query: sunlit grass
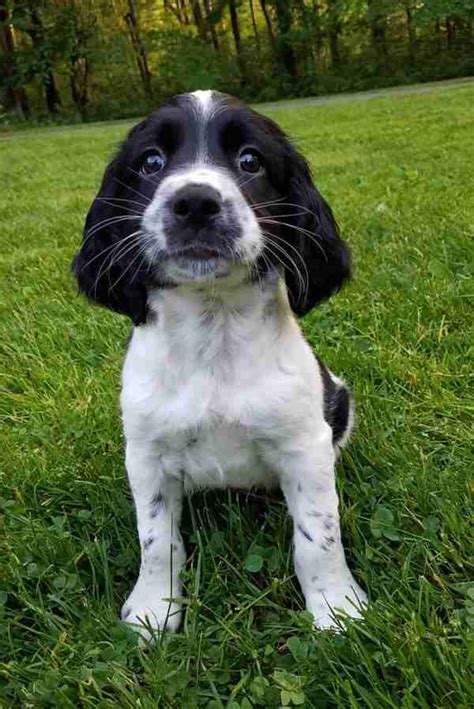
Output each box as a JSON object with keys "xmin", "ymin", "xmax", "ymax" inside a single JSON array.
[{"xmin": 1, "ymin": 84, "xmax": 473, "ymax": 707}]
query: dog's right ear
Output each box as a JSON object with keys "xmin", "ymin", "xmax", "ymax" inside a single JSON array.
[{"xmin": 72, "ymin": 156, "xmax": 149, "ymax": 325}]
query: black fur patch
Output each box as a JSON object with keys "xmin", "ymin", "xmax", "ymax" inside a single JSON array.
[
  {"xmin": 152, "ymin": 492, "xmax": 163, "ymax": 505},
  {"xmin": 317, "ymin": 357, "xmax": 351, "ymax": 445},
  {"xmin": 297, "ymin": 524, "xmax": 313, "ymax": 542},
  {"xmin": 321, "ymin": 535, "xmax": 336, "ymax": 552},
  {"xmin": 150, "ymin": 492, "xmax": 164, "ymax": 518}
]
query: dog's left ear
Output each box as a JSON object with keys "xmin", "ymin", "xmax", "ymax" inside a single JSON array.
[
  {"xmin": 72, "ymin": 155, "xmax": 149, "ymax": 326},
  {"xmin": 283, "ymin": 152, "xmax": 351, "ymax": 316}
]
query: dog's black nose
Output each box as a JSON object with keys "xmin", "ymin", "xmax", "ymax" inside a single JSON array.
[{"xmin": 171, "ymin": 184, "xmax": 222, "ymax": 226}]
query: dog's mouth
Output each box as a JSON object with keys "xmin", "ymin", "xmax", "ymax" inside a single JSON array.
[
  {"xmin": 174, "ymin": 246, "xmax": 224, "ymax": 261},
  {"xmin": 158, "ymin": 244, "xmax": 233, "ymax": 283},
  {"xmin": 166, "ymin": 243, "xmax": 232, "ymax": 263}
]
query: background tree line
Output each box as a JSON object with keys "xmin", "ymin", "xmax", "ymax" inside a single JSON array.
[{"xmin": 1, "ymin": 0, "xmax": 473, "ymax": 122}]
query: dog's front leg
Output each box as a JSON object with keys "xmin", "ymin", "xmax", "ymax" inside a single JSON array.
[
  {"xmin": 276, "ymin": 430, "xmax": 367, "ymax": 629},
  {"xmin": 121, "ymin": 440, "xmax": 185, "ymax": 639}
]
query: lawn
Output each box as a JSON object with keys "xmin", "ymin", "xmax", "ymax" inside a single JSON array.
[{"xmin": 1, "ymin": 84, "xmax": 473, "ymax": 707}]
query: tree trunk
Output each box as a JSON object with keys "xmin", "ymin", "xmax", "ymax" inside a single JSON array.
[
  {"xmin": 367, "ymin": 0, "xmax": 388, "ymax": 62},
  {"xmin": 179, "ymin": 0, "xmax": 190, "ymax": 24},
  {"xmin": 259, "ymin": 0, "xmax": 276, "ymax": 50},
  {"xmin": 445, "ymin": 17, "xmax": 454, "ymax": 51},
  {"xmin": 229, "ymin": 0, "xmax": 245, "ymax": 79},
  {"xmin": 124, "ymin": 0, "xmax": 152, "ymax": 97},
  {"xmin": 27, "ymin": 6, "xmax": 61, "ymax": 114},
  {"xmin": 0, "ymin": 6, "xmax": 29, "ymax": 118},
  {"xmin": 434, "ymin": 17, "xmax": 443, "ymax": 53},
  {"xmin": 326, "ymin": 0, "xmax": 341, "ymax": 66},
  {"xmin": 70, "ymin": 54, "xmax": 89, "ymax": 115},
  {"xmin": 405, "ymin": 2, "xmax": 416, "ymax": 63},
  {"xmin": 190, "ymin": 0, "xmax": 208, "ymax": 41},
  {"xmin": 310, "ymin": 0, "xmax": 322, "ymax": 62},
  {"xmin": 68, "ymin": 6, "xmax": 90, "ymax": 117},
  {"xmin": 44, "ymin": 70, "xmax": 61, "ymax": 114},
  {"xmin": 229, "ymin": 0, "xmax": 241, "ymax": 54},
  {"xmin": 274, "ymin": 0, "xmax": 297, "ymax": 79},
  {"xmin": 202, "ymin": 0, "xmax": 219, "ymax": 50},
  {"xmin": 164, "ymin": 0, "xmax": 190, "ymax": 25},
  {"xmin": 249, "ymin": 0, "xmax": 260, "ymax": 51}
]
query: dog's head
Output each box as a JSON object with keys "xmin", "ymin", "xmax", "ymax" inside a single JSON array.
[{"xmin": 73, "ymin": 91, "xmax": 350, "ymax": 324}]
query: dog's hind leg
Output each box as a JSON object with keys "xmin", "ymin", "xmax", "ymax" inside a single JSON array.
[{"xmin": 264, "ymin": 425, "xmax": 367, "ymax": 630}]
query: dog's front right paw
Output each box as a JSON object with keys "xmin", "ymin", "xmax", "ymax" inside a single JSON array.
[
  {"xmin": 121, "ymin": 581, "xmax": 182, "ymax": 641},
  {"xmin": 307, "ymin": 579, "xmax": 367, "ymax": 631}
]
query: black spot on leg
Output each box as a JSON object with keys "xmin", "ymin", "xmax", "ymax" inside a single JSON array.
[
  {"xmin": 150, "ymin": 492, "xmax": 164, "ymax": 518},
  {"xmin": 122, "ymin": 606, "xmax": 131, "ymax": 620},
  {"xmin": 297, "ymin": 524, "xmax": 313, "ymax": 542},
  {"xmin": 143, "ymin": 536, "xmax": 154, "ymax": 550},
  {"xmin": 311, "ymin": 575, "xmax": 319, "ymax": 583},
  {"xmin": 297, "ymin": 482, "xmax": 302, "ymax": 493},
  {"xmin": 201, "ymin": 310, "xmax": 215, "ymax": 327},
  {"xmin": 321, "ymin": 535, "xmax": 336, "ymax": 552}
]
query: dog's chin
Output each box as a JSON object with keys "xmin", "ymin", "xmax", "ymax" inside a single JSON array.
[{"xmin": 161, "ymin": 252, "xmax": 233, "ymax": 283}]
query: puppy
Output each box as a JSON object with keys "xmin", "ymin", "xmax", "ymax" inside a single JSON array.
[{"xmin": 73, "ymin": 90, "xmax": 367, "ymax": 639}]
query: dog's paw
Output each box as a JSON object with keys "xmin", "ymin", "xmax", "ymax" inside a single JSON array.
[
  {"xmin": 121, "ymin": 582, "xmax": 182, "ymax": 642},
  {"xmin": 307, "ymin": 580, "xmax": 367, "ymax": 631}
]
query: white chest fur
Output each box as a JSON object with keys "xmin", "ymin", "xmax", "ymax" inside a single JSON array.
[{"xmin": 121, "ymin": 274, "xmax": 323, "ymax": 490}]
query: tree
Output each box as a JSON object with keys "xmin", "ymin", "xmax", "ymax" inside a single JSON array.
[
  {"xmin": 229, "ymin": 0, "xmax": 244, "ymax": 79},
  {"xmin": 63, "ymin": 0, "xmax": 95, "ymax": 116},
  {"xmin": 273, "ymin": 0, "xmax": 298, "ymax": 79},
  {"xmin": 403, "ymin": 0, "xmax": 416, "ymax": 62},
  {"xmin": 367, "ymin": 0, "xmax": 388, "ymax": 63},
  {"xmin": 0, "ymin": 1, "xmax": 29, "ymax": 118},
  {"xmin": 124, "ymin": 0, "xmax": 152, "ymax": 97},
  {"xmin": 2, "ymin": 0, "xmax": 473, "ymax": 122},
  {"xmin": 17, "ymin": 0, "xmax": 62, "ymax": 114},
  {"xmin": 326, "ymin": 0, "xmax": 342, "ymax": 66}
]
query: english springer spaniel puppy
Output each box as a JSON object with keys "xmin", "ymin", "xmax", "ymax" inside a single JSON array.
[{"xmin": 73, "ymin": 90, "xmax": 367, "ymax": 639}]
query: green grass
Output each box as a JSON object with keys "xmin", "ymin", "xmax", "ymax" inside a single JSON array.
[{"xmin": 1, "ymin": 84, "xmax": 473, "ymax": 708}]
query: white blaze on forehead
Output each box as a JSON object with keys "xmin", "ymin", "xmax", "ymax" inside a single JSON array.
[
  {"xmin": 190, "ymin": 90, "xmax": 215, "ymax": 119},
  {"xmin": 189, "ymin": 90, "xmax": 217, "ymax": 161}
]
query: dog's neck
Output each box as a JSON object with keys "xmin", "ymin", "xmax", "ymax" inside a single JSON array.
[
  {"xmin": 140, "ymin": 268, "xmax": 294, "ymax": 378},
  {"xmin": 151, "ymin": 265, "xmax": 279, "ymax": 311}
]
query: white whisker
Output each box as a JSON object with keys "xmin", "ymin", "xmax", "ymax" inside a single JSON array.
[{"xmin": 258, "ymin": 218, "xmax": 327, "ymax": 262}]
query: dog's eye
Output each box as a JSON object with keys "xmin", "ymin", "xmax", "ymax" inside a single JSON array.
[
  {"xmin": 238, "ymin": 149, "xmax": 262, "ymax": 174},
  {"xmin": 141, "ymin": 151, "xmax": 166, "ymax": 174}
]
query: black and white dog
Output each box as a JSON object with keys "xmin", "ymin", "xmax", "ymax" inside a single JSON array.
[{"xmin": 73, "ymin": 90, "xmax": 367, "ymax": 639}]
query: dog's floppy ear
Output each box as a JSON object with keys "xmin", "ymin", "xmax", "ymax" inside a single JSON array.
[
  {"xmin": 72, "ymin": 157, "xmax": 148, "ymax": 325},
  {"xmin": 283, "ymin": 152, "xmax": 351, "ymax": 316}
]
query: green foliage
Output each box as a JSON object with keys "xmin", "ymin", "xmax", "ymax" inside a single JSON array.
[
  {"xmin": 1, "ymin": 82, "xmax": 473, "ymax": 705},
  {"xmin": 147, "ymin": 28, "xmax": 241, "ymax": 98},
  {"xmin": 1, "ymin": 0, "xmax": 474, "ymax": 123}
]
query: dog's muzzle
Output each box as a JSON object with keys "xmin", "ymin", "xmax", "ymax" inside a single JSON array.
[{"xmin": 162, "ymin": 183, "xmax": 240, "ymax": 261}]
